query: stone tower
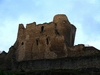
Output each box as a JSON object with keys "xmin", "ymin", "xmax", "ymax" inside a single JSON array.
[{"xmin": 14, "ymin": 14, "xmax": 76, "ymax": 61}]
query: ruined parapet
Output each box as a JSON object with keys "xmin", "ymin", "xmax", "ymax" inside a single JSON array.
[
  {"xmin": 68, "ymin": 44, "xmax": 100, "ymax": 57},
  {"xmin": 17, "ymin": 24, "xmax": 25, "ymax": 41}
]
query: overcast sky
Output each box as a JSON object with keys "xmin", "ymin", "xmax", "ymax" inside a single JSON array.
[{"xmin": 0, "ymin": 0, "xmax": 100, "ymax": 52}]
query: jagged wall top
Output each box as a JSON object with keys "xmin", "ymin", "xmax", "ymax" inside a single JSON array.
[{"xmin": 19, "ymin": 14, "xmax": 70, "ymax": 28}]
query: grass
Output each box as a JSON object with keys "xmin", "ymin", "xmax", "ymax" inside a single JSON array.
[
  {"xmin": 0, "ymin": 69, "xmax": 82, "ymax": 75},
  {"xmin": 0, "ymin": 70, "xmax": 15, "ymax": 75}
]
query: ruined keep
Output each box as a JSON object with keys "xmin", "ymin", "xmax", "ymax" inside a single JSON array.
[{"xmin": 14, "ymin": 14, "xmax": 76, "ymax": 61}]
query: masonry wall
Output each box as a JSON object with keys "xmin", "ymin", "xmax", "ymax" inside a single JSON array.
[{"xmin": 13, "ymin": 55, "xmax": 100, "ymax": 72}]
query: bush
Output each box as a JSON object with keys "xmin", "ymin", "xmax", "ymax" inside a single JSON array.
[{"xmin": 0, "ymin": 70, "xmax": 15, "ymax": 75}]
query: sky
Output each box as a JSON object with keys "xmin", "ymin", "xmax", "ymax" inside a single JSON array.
[{"xmin": 0, "ymin": 0, "xmax": 100, "ymax": 52}]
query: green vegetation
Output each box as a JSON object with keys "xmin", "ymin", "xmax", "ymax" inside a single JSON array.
[
  {"xmin": 0, "ymin": 69, "xmax": 82, "ymax": 75},
  {"xmin": 0, "ymin": 70, "xmax": 15, "ymax": 75}
]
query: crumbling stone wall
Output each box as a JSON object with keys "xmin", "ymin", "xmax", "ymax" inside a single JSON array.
[
  {"xmin": 68, "ymin": 44, "xmax": 100, "ymax": 57},
  {"xmin": 0, "ymin": 51, "xmax": 7, "ymax": 70},
  {"xmin": 14, "ymin": 55, "xmax": 100, "ymax": 72},
  {"xmin": 14, "ymin": 14, "xmax": 76, "ymax": 61}
]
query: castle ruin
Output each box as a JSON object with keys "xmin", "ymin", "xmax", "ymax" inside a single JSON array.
[
  {"xmin": 14, "ymin": 14, "xmax": 76, "ymax": 61},
  {"xmin": 0, "ymin": 14, "xmax": 100, "ymax": 71}
]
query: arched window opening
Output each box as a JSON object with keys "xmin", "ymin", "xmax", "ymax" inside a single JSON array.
[
  {"xmin": 21, "ymin": 42, "xmax": 24, "ymax": 45},
  {"xmin": 41, "ymin": 26, "xmax": 44, "ymax": 32}
]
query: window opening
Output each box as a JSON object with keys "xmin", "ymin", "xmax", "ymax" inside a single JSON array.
[
  {"xmin": 41, "ymin": 26, "xmax": 44, "ymax": 32},
  {"xmin": 46, "ymin": 38, "xmax": 49, "ymax": 45},
  {"xmin": 36, "ymin": 39, "xmax": 38, "ymax": 45},
  {"xmin": 21, "ymin": 42, "xmax": 24, "ymax": 45}
]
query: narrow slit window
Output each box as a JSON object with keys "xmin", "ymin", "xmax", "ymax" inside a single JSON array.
[
  {"xmin": 41, "ymin": 26, "xmax": 44, "ymax": 32},
  {"xmin": 46, "ymin": 38, "xmax": 49, "ymax": 45},
  {"xmin": 36, "ymin": 40, "xmax": 38, "ymax": 45}
]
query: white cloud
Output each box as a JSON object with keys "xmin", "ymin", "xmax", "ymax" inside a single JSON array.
[{"xmin": 74, "ymin": 23, "xmax": 88, "ymax": 44}]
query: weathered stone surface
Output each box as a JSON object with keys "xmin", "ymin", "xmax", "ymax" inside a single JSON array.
[
  {"xmin": 0, "ymin": 51, "xmax": 7, "ymax": 64},
  {"xmin": 68, "ymin": 44, "xmax": 100, "ymax": 57},
  {"xmin": 0, "ymin": 51, "xmax": 7, "ymax": 70},
  {"xmin": 15, "ymin": 55, "xmax": 100, "ymax": 72}
]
